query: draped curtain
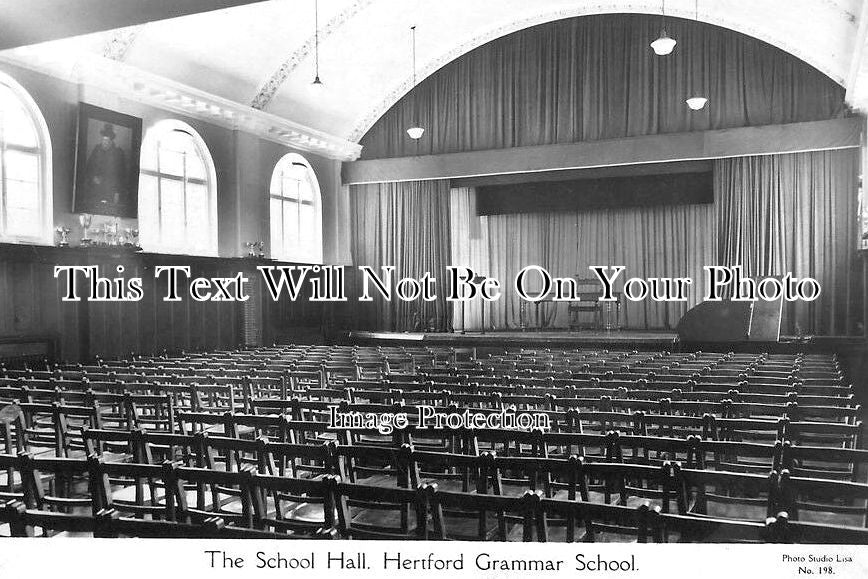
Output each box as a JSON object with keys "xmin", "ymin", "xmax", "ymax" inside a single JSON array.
[
  {"xmin": 360, "ymin": 14, "xmax": 845, "ymax": 159},
  {"xmin": 349, "ymin": 13, "xmax": 857, "ymax": 336},
  {"xmin": 349, "ymin": 180, "xmax": 452, "ymax": 331},
  {"xmin": 447, "ymin": 150, "xmax": 860, "ymax": 335},
  {"xmin": 715, "ymin": 149, "xmax": 860, "ymax": 336}
]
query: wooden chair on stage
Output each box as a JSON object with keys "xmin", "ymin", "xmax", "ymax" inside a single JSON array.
[{"xmin": 568, "ymin": 278, "xmax": 604, "ymax": 331}]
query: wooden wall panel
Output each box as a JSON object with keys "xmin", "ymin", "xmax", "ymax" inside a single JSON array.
[{"xmin": 0, "ymin": 246, "xmax": 321, "ymax": 363}]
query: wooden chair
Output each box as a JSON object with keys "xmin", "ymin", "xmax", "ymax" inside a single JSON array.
[
  {"xmin": 648, "ymin": 508, "xmax": 771, "ymax": 543},
  {"xmin": 250, "ymin": 472, "xmax": 337, "ymax": 536},
  {"xmin": 765, "ymin": 511, "xmax": 868, "ymax": 544},
  {"xmin": 1, "ymin": 498, "xmax": 98, "ymax": 537},
  {"xmin": 535, "ymin": 497, "xmax": 655, "ymax": 542},
  {"xmin": 172, "ymin": 464, "xmax": 255, "ymax": 528},
  {"xmin": 93, "ymin": 507, "xmax": 338, "ymax": 539},
  {"xmin": 90, "ymin": 458, "xmax": 179, "ymax": 520},
  {"xmin": 567, "ymin": 279, "xmax": 604, "ymax": 331},
  {"xmin": 776, "ymin": 469, "xmax": 868, "ymax": 528},
  {"xmin": 673, "ymin": 463, "xmax": 777, "ymax": 521},
  {"xmin": 331, "ymin": 479, "xmax": 431, "ymax": 540},
  {"xmin": 429, "ymin": 485, "xmax": 540, "ymax": 541}
]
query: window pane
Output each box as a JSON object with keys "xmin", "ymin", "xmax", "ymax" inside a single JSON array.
[
  {"xmin": 286, "ymin": 163, "xmax": 308, "ymax": 181},
  {"xmin": 6, "ymin": 179, "xmax": 38, "ymax": 211},
  {"xmin": 159, "ymin": 178, "xmax": 184, "ymax": 247},
  {"xmin": 138, "ymin": 174, "xmax": 158, "ymax": 246},
  {"xmin": 186, "ymin": 149, "xmax": 207, "ymax": 181},
  {"xmin": 185, "ymin": 183, "xmax": 209, "ymax": 250},
  {"xmin": 299, "ymin": 203, "xmax": 315, "ymax": 258},
  {"xmin": 282, "ymin": 177, "xmax": 299, "ymax": 200},
  {"xmin": 3, "ymin": 108, "xmax": 38, "ymax": 149},
  {"xmin": 158, "ymin": 148, "xmax": 185, "ymax": 177},
  {"xmin": 298, "ymin": 181, "xmax": 314, "ymax": 202},
  {"xmin": 140, "ymin": 141, "xmax": 158, "ymax": 171},
  {"xmin": 6, "ymin": 208, "xmax": 39, "ymax": 237},
  {"xmin": 284, "ymin": 200, "xmax": 299, "ymax": 250},
  {"xmin": 0, "ymin": 86, "xmax": 38, "ymax": 149},
  {"xmin": 270, "ymin": 198, "xmax": 283, "ymax": 257},
  {"xmin": 4, "ymin": 150, "xmax": 39, "ymax": 183}
]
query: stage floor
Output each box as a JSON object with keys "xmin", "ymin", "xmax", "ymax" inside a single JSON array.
[{"xmin": 346, "ymin": 329, "xmax": 679, "ymax": 349}]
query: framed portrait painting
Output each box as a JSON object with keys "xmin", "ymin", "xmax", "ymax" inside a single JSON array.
[{"xmin": 73, "ymin": 103, "xmax": 142, "ymax": 218}]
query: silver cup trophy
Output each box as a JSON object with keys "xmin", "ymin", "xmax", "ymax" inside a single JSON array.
[
  {"xmin": 55, "ymin": 226, "xmax": 70, "ymax": 247},
  {"xmin": 79, "ymin": 214, "xmax": 93, "ymax": 246}
]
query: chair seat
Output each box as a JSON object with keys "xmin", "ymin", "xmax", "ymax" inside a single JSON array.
[
  {"xmin": 282, "ymin": 501, "xmax": 325, "ymax": 523},
  {"xmin": 101, "ymin": 451, "xmax": 133, "ymax": 463},
  {"xmin": 351, "ymin": 506, "xmax": 417, "ymax": 529},
  {"xmin": 419, "ymin": 478, "xmax": 471, "ymax": 492},
  {"xmin": 356, "ymin": 473, "xmax": 398, "ymax": 487}
]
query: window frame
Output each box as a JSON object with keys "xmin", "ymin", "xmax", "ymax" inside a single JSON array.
[
  {"xmin": 138, "ymin": 119, "xmax": 218, "ymax": 257},
  {"xmin": 0, "ymin": 71, "xmax": 53, "ymax": 245},
  {"xmin": 269, "ymin": 153, "xmax": 323, "ymax": 264}
]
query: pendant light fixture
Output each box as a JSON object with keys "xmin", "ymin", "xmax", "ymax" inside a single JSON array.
[
  {"xmin": 650, "ymin": 0, "xmax": 676, "ymax": 55},
  {"xmin": 406, "ymin": 25, "xmax": 425, "ymax": 140},
  {"xmin": 685, "ymin": 0, "xmax": 708, "ymax": 110},
  {"xmin": 311, "ymin": 0, "xmax": 323, "ymax": 87}
]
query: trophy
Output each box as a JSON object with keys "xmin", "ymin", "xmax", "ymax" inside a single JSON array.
[
  {"xmin": 78, "ymin": 214, "xmax": 93, "ymax": 246},
  {"xmin": 256, "ymin": 241, "xmax": 265, "ymax": 258},
  {"xmin": 54, "ymin": 226, "xmax": 70, "ymax": 247},
  {"xmin": 105, "ymin": 220, "xmax": 119, "ymax": 246},
  {"xmin": 245, "ymin": 241, "xmax": 257, "ymax": 257},
  {"xmin": 124, "ymin": 228, "xmax": 140, "ymax": 249}
]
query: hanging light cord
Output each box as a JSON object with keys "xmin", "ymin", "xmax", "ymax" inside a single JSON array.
[
  {"xmin": 411, "ymin": 25, "xmax": 417, "ymax": 88},
  {"xmin": 314, "ymin": 0, "xmax": 320, "ymax": 79}
]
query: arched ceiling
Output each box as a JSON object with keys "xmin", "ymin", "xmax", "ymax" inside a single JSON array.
[{"xmin": 3, "ymin": 0, "xmax": 865, "ymax": 146}]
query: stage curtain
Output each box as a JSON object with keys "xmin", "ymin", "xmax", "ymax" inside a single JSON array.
[
  {"xmin": 450, "ymin": 188, "xmax": 715, "ymax": 331},
  {"xmin": 715, "ymin": 149, "xmax": 860, "ymax": 336},
  {"xmin": 360, "ymin": 14, "xmax": 845, "ymax": 159},
  {"xmin": 349, "ymin": 180, "xmax": 452, "ymax": 331}
]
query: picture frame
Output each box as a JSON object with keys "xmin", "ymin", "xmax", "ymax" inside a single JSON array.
[{"xmin": 73, "ymin": 102, "xmax": 142, "ymax": 218}]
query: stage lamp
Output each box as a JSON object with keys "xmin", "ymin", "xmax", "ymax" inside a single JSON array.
[
  {"xmin": 686, "ymin": 96, "xmax": 708, "ymax": 110},
  {"xmin": 651, "ymin": 30, "xmax": 676, "ymax": 55}
]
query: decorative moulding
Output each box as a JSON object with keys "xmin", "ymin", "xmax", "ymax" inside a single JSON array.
[{"xmin": 0, "ymin": 50, "xmax": 362, "ymax": 161}]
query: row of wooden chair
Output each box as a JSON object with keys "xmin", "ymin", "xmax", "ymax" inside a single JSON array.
[
  {"xmin": 71, "ymin": 426, "xmax": 868, "ymax": 526},
  {"xmin": 2, "ymin": 450, "xmax": 865, "ymax": 542}
]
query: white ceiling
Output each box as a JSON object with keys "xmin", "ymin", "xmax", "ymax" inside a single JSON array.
[{"xmin": 4, "ymin": 0, "xmax": 866, "ymax": 145}]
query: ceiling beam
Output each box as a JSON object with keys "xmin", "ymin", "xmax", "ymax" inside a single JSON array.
[
  {"xmin": 342, "ymin": 118, "xmax": 863, "ymax": 185},
  {"xmin": 0, "ymin": 0, "xmax": 270, "ymax": 50}
]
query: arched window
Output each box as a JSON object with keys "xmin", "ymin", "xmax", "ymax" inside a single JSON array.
[
  {"xmin": 0, "ymin": 72, "xmax": 52, "ymax": 244},
  {"xmin": 138, "ymin": 120, "xmax": 217, "ymax": 256},
  {"xmin": 269, "ymin": 153, "xmax": 322, "ymax": 263}
]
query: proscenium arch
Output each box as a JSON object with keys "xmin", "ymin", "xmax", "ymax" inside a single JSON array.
[
  {"xmin": 347, "ymin": 3, "xmax": 851, "ymax": 142},
  {"xmin": 138, "ymin": 118, "xmax": 219, "ymax": 256},
  {"xmin": 0, "ymin": 69, "xmax": 54, "ymax": 244}
]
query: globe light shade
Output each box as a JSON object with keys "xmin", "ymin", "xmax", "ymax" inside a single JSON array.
[
  {"xmin": 650, "ymin": 31, "xmax": 677, "ymax": 55},
  {"xmin": 406, "ymin": 126, "xmax": 425, "ymax": 139},
  {"xmin": 686, "ymin": 96, "xmax": 708, "ymax": 110}
]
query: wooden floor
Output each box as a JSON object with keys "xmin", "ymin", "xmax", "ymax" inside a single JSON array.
[{"xmin": 342, "ymin": 330, "xmax": 858, "ymax": 356}]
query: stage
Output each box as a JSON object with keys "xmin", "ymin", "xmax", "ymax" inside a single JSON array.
[{"xmin": 340, "ymin": 329, "xmax": 862, "ymax": 356}]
